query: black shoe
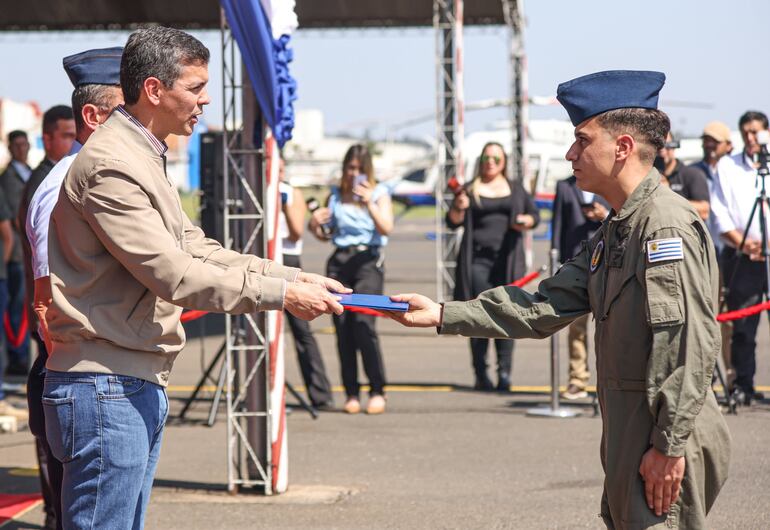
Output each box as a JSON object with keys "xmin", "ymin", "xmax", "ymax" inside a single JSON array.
[
  {"xmin": 752, "ymin": 391, "xmax": 765, "ymax": 402},
  {"xmin": 313, "ymin": 401, "xmax": 334, "ymax": 411},
  {"xmin": 474, "ymin": 376, "xmax": 494, "ymax": 391},
  {"xmin": 496, "ymin": 375, "xmax": 512, "ymax": 393},
  {"xmin": 730, "ymin": 387, "xmax": 753, "ymax": 406}
]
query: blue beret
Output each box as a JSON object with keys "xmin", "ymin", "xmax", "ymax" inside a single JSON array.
[
  {"xmin": 556, "ymin": 70, "xmax": 666, "ymax": 126},
  {"xmin": 62, "ymin": 47, "xmax": 123, "ymax": 87}
]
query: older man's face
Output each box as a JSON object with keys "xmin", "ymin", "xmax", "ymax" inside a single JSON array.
[
  {"xmin": 158, "ymin": 62, "xmax": 211, "ymax": 137},
  {"xmin": 565, "ymin": 117, "xmax": 617, "ymax": 194}
]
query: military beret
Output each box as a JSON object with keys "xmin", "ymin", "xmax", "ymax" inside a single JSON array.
[
  {"xmin": 556, "ymin": 70, "xmax": 666, "ymax": 126},
  {"xmin": 63, "ymin": 47, "xmax": 123, "ymax": 87}
]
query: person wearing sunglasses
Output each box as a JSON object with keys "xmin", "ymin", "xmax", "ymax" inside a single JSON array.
[
  {"xmin": 446, "ymin": 141, "xmax": 539, "ymax": 391},
  {"xmin": 309, "ymin": 144, "xmax": 394, "ymax": 414}
]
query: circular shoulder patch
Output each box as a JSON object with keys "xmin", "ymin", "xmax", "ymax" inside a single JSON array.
[{"xmin": 590, "ymin": 240, "xmax": 604, "ymax": 273}]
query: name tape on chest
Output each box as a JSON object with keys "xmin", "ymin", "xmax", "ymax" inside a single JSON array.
[{"xmin": 646, "ymin": 237, "xmax": 683, "ymax": 263}]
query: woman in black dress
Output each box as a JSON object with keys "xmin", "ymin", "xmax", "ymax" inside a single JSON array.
[{"xmin": 446, "ymin": 142, "xmax": 540, "ymax": 391}]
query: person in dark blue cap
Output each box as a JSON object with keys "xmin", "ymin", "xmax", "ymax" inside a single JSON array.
[
  {"xmin": 19, "ymin": 46, "xmax": 123, "ymax": 530},
  {"xmin": 389, "ymin": 70, "xmax": 731, "ymax": 529}
]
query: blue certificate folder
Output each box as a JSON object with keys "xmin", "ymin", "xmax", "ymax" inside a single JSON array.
[{"xmin": 337, "ymin": 293, "xmax": 409, "ymax": 312}]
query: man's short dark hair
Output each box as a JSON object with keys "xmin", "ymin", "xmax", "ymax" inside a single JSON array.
[
  {"xmin": 121, "ymin": 26, "xmax": 210, "ymax": 106},
  {"xmin": 7, "ymin": 130, "xmax": 27, "ymax": 144},
  {"xmin": 738, "ymin": 110, "xmax": 768, "ymax": 130},
  {"xmin": 71, "ymin": 84, "xmax": 121, "ymax": 130},
  {"xmin": 595, "ymin": 108, "xmax": 670, "ymax": 163},
  {"xmin": 42, "ymin": 105, "xmax": 74, "ymax": 136}
]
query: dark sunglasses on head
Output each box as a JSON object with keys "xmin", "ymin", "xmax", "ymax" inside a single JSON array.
[{"xmin": 481, "ymin": 155, "xmax": 502, "ymax": 164}]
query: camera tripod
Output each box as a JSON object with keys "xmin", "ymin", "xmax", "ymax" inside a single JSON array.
[{"xmin": 721, "ymin": 144, "xmax": 770, "ymax": 412}]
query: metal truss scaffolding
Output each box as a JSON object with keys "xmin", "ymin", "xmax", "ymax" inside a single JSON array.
[
  {"xmin": 434, "ymin": 0, "xmax": 464, "ymax": 302},
  {"xmin": 434, "ymin": 0, "xmax": 526, "ymax": 301},
  {"xmin": 221, "ymin": 11, "xmax": 273, "ymax": 495},
  {"xmin": 502, "ymin": 0, "xmax": 527, "ymax": 182}
]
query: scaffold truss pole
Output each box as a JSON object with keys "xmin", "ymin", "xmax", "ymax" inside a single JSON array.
[
  {"xmin": 221, "ymin": 9, "xmax": 273, "ymax": 495},
  {"xmin": 502, "ymin": 0, "xmax": 527, "ymax": 183},
  {"xmin": 434, "ymin": 0, "xmax": 464, "ymax": 303}
]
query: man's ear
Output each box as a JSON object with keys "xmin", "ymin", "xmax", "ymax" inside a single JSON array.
[
  {"xmin": 81, "ymin": 103, "xmax": 101, "ymax": 131},
  {"xmin": 143, "ymin": 77, "xmax": 163, "ymax": 106},
  {"xmin": 616, "ymin": 134, "xmax": 635, "ymax": 161}
]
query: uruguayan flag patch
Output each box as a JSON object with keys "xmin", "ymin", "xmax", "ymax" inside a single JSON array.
[{"xmin": 647, "ymin": 237, "xmax": 683, "ymax": 263}]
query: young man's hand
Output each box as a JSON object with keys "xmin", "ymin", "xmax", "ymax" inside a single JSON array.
[
  {"xmin": 385, "ymin": 293, "xmax": 442, "ymax": 328},
  {"xmin": 638, "ymin": 447, "xmax": 685, "ymax": 517}
]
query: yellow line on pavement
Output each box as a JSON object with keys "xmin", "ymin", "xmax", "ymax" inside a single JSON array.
[{"xmin": 166, "ymin": 384, "xmax": 770, "ymax": 394}]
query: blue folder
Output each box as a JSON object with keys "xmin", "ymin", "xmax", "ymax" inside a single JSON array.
[{"xmin": 337, "ymin": 293, "xmax": 409, "ymax": 312}]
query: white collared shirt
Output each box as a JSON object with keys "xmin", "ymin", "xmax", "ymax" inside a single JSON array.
[
  {"xmin": 11, "ymin": 160, "xmax": 31, "ymax": 182},
  {"xmin": 26, "ymin": 141, "xmax": 83, "ymax": 279},
  {"xmin": 711, "ymin": 151, "xmax": 769, "ymax": 244}
]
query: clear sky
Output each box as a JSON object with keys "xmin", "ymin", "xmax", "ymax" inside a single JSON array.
[{"xmin": 0, "ymin": 0, "xmax": 768, "ymax": 140}]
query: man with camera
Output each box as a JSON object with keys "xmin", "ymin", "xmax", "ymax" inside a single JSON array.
[{"xmin": 710, "ymin": 110, "xmax": 770, "ymax": 406}]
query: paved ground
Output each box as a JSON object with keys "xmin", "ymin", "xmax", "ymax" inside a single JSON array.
[{"xmin": 2, "ymin": 216, "xmax": 770, "ymax": 529}]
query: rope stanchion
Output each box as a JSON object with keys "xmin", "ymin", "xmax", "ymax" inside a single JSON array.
[
  {"xmin": 716, "ymin": 300, "xmax": 770, "ymax": 323},
  {"xmin": 180, "ymin": 310, "xmax": 210, "ymax": 323}
]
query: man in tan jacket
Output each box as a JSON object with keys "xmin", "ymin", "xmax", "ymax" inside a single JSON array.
[{"xmin": 42, "ymin": 27, "xmax": 347, "ymax": 530}]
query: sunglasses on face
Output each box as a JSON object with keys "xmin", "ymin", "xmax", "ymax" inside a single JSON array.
[{"xmin": 481, "ymin": 155, "xmax": 502, "ymax": 164}]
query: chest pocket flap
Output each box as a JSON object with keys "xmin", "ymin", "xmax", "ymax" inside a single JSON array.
[{"xmin": 645, "ymin": 262, "xmax": 683, "ymax": 327}]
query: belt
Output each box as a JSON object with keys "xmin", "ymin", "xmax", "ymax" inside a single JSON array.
[{"xmin": 337, "ymin": 244, "xmax": 379, "ymax": 253}]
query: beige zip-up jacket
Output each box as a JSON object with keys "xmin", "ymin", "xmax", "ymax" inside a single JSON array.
[{"xmin": 46, "ymin": 109, "xmax": 298, "ymax": 386}]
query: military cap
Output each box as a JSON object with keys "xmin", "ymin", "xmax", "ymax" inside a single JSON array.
[
  {"xmin": 63, "ymin": 47, "xmax": 123, "ymax": 87},
  {"xmin": 556, "ymin": 70, "xmax": 666, "ymax": 126}
]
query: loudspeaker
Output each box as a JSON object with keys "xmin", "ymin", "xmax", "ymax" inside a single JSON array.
[{"xmin": 199, "ymin": 131, "xmax": 225, "ymax": 244}]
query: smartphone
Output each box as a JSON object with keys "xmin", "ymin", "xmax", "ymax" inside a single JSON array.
[
  {"xmin": 353, "ymin": 174, "xmax": 368, "ymax": 201},
  {"xmin": 580, "ymin": 202, "xmax": 595, "ymax": 209}
]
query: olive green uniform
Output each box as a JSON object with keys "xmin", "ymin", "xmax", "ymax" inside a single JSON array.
[{"xmin": 441, "ymin": 170, "xmax": 731, "ymax": 529}]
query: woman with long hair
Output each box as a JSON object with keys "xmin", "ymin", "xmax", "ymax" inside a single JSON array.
[
  {"xmin": 309, "ymin": 144, "xmax": 394, "ymax": 414},
  {"xmin": 447, "ymin": 142, "xmax": 539, "ymax": 391}
]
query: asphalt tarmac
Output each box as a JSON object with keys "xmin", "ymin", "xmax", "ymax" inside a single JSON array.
[{"xmin": 2, "ymin": 216, "xmax": 769, "ymax": 529}]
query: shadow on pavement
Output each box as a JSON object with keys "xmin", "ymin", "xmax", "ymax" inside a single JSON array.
[{"xmin": 0, "ymin": 467, "xmax": 41, "ymax": 495}]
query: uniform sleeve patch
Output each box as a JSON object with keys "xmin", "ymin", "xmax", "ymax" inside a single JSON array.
[{"xmin": 646, "ymin": 237, "xmax": 683, "ymax": 263}]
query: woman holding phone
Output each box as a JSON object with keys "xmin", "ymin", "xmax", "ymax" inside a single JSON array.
[
  {"xmin": 446, "ymin": 142, "xmax": 539, "ymax": 391},
  {"xmin": 309, "ymin": 144, "xmax": 394, "ymax": 414}
]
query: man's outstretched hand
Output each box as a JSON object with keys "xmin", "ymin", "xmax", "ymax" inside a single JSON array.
[
  {"xmin": 385, "ymin": 293, "xmax": 442, "ymax": 328},
  {"xmin": 284, "ymin": 281, "xmax": 344, "ymax": 320},
  {"xmin": 296, "ymin": 271, "xmax": 351, "ymax": 295}
]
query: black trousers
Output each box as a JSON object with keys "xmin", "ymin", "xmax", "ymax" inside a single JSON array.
[
  {"xmin": 722, "ymin": 249, "xmax": 768, "ymax": 394},
  {"xmin": 326, "ymin": 247, "xmax": 387, "ymax": 398},
  {"xmin": 26, "ymin": 337, "xmax": 63, "ymax": 529},
  {"xmin": 469, "ymin": 255, "xmax": 514, "ymax": 383},
  {"xmin": 283, "ymin": 254, "xmax": 333, "ymax": 406}
]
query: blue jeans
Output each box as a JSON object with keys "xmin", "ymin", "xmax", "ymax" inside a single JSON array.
[
  {"xmin": 43, "ymin": 371, "xmax": 168, "ymax": 530},
  {"xmin": 0, "ymin": 278, "xmax": 7, "ymax": 400},
  {"xmin": 6, "ymin": 261, "xmax": 29, "ymax": 366}
]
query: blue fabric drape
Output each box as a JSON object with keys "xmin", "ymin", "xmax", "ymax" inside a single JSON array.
[{"xmin": 220, "ymin": 0, "xmax": 297, "ymax": 147}]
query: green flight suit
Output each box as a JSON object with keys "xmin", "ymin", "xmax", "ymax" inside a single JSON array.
[{"xmin": 441, "ymin": 169, "xmax": 731, "ymax": 529}]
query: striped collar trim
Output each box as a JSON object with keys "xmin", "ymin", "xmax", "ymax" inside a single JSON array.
[{"xmin": 116, "ymin": 105, "xmax": 168, "ymax": 156}]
